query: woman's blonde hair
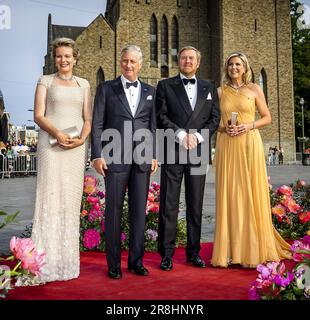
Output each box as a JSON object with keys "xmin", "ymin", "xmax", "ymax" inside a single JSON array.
[
  {"xmin": 52, "ymin": 37, "xmax": 80, "ymax": 61},
  {"xmin": 221, "ymin": 51, "xmax": 252, "ymax": 86}
]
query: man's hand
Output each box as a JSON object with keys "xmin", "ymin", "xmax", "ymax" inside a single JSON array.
[
  {"xmin": 151, "ymin": 159, "xmax": 158, "ymax": 176},
  {"xmin": 92, "ymin": 158, "xmax": 108, "ymax": 177},
  {"xmin": 182, "ymin": 133, "xmax": 198, "ymax": 150}
]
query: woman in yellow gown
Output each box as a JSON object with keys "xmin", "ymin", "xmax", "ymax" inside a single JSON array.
[{"xmin": 211, "ymin": 52, "xmax": 291, "ymax": 268}]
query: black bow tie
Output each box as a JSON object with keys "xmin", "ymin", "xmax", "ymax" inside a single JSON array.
[
  {"xmin": 126, "ymin": 81, "xmax": 138, "ymax": 89},
  {"xmin": 182, "ymin": 78, "xmax": 196, "ymax": 85}
]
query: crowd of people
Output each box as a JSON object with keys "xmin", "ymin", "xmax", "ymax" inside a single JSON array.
[
  {"xmin": 3, "ymin": 37, "xmax": 292, "ymax": 285},
  {"xmin": 0, "ymin": 139, "xmax": 38, "ymax": 178},
  {"xmin": 267, "ymin": 146, "xmax": 284, "ymax": 165}
]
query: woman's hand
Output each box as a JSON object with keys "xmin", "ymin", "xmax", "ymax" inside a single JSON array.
[
  {"xmin": 55, "ymin": 131, "xmax": 71, "ymax": 145},
  {"xmin": 234, "ymin": 123, "xmax": 251, "ymax": 136},
  {"xmin": 59, "ymin": 137, "xmax": 84, "ymax": 149},
  {"xmin": 225, "ymin": 124, "xmax": 238, "ymax": 137}
]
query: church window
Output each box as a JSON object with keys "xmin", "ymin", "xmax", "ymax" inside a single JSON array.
[
  {"xmin": 171, "ymin": 16, "xmax": 179, "ymax": 66},
  {"xmin": 96, "ymin": 67, "xmax": 105, "ymax": 86},
  {"xmin": 150, "ymin": 14, "xmax": 158, "ymax": 66},
  {"xmin": 161, "ymin": 15, "xmax": 168, "ymax": 70},
  {"xmin": 259, "ymin": 68, "xmax": 268, "ymax": 103}
]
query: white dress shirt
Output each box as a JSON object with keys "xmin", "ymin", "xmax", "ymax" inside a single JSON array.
[
  {"xmin": 92, "ymin": 75, "xmax": 141, "ymax": 165},
  {"xmin": 176, "ymin": 73, "xmax": 204, "ymax": 144},
  {"xmin": 121, "ymin": 75, "xmax": 141, "ymax": 117}
]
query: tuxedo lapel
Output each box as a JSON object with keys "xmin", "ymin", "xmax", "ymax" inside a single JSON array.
[
  {"xmin": 171, "ymin": 77, "xmax": 193, "ymax": 117},
  {"xmin": 189, "ymin": 80, "xmax": 209, "ymax": 121},
  {"xmin": 111, "ymin": 77, "xmax": 133, "ymax": 117},
  {"xmin": 134, "ymin": 82, "xmax": 149, "ymax": 117}
]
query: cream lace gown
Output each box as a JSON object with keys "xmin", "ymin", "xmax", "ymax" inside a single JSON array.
[{"xmin": 31, "ymin": 74, "xmax": 89, "ymax": 282}]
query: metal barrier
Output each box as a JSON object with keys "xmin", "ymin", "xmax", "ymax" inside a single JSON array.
[{"xmin": 0, "ymin": 154, "xmax": 37, "ymax": 179}]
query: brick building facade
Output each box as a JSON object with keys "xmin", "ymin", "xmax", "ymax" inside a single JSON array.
[{"xmin": 43, "ymin": 0, "xmax": 296, "ymax": 161}]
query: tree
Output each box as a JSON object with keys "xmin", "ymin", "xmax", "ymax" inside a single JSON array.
[{"xmin": 291, "ymin": 0, "xmax": 310, "ymax": 150}]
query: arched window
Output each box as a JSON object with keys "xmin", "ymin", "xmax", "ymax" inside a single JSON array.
[
  {"xmin": 161, "ymin": 66, "xmax": 169, "ymax": 78},
  {"xmin": 96, "ymin": 67, "xmax": 105, "ymax": 86},
  {"xmin": 161, "ymin": 15, "xmax": 168, "ymax": 77},
  {"xmin": 259, "ymin": 68, "xmax": 268, "ymax": 102},
  {"xmin": 150, "ymin": 14, "xmax": 158, "ymax": 67},
  {"xmin": 171, "ymin": 16, "xmax": 179, "ymax": 66}
]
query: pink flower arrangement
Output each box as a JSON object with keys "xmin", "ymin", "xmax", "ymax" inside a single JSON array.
[
  {"xmin": 271, "ymin": 179, "xmax": 310, "ymax": 239},
  {"xmin": 9, "ymin": 237, "xmax": 46, "ymax": 277},
  {"xmin": 83, "ymin": 229, "xmax": 101, "ymax": 249},
  {"xmin": 249, "ymin": 236, "xmax": 310, "ymax": 300},
  {"xmin": 0, "ymin": 237, "xmax": 46, "ymax": 298},
  {"xmin": 80, "ymin": 176, "xmax": 187, "ymax": 252}
]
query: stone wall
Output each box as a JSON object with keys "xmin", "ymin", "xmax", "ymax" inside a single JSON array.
[{"xmin": 221, "ymin": 0, "xmax": 295, "ymax": 161}]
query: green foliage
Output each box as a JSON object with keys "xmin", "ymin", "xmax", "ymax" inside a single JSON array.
[
  {"xmin": 291, "ymin": 1, "xmax": 310, "ymax": 144},
  {"xmin": 0, "ymin": 211, "xmax": 20, "ymax": 230}
]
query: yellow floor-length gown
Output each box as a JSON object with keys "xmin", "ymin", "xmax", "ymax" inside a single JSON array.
[{"xmin": 211, "ymin": 86, "xmax": 291, "ymax": 268}]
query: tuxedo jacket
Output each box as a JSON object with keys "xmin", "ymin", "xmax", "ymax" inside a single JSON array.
[
  {"xmin": 91, "ymin": 77, "xmax": 156, "ymax": 172},
  {"xmin": 156, "ymin": 75, "xmax": 220, "ymax": 165}
]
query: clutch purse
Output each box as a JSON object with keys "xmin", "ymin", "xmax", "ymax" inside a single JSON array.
[{"xmin": 49, "ymin": 126, "xmax": 80, "ymax": 147}]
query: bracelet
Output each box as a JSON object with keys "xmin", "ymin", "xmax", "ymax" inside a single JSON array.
[{"xmin": 252, "ymin": 121, "xmax": 256, "ymax": 130}]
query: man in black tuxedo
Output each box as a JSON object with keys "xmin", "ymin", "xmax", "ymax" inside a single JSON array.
[
  {"xmin": 91, "ymin": 45, "xmax": 158, "ymax": 279},
  {"xmin": 156, "ymin": 46, "xmax": 220, "ymax": 271}
]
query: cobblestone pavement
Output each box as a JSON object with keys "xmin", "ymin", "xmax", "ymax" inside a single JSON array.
[{"xmin": 1, "ymin": 165, "xmax": 310, "ymax": 254}]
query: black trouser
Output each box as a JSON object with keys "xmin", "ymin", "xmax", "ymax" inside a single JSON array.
[
  {"xmin": 158, "ymin": 164, "xmax": 206, "ymax": 259},
  {"xmin": 104, "ymin": 164, "xmax": 150, "ymax": 269}
]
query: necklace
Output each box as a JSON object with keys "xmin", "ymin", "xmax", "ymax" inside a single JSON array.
[
  {"xmin": 56, "ymin": 73, "xmax": 74, "ymax": 81},
  {"xmin": 229, "ymin": 82, "xmax": 245, "ymax": 91}
]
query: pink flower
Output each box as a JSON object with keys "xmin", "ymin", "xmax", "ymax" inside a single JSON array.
[
  {"xmin": 121, "ymin": 232, "xmax": 126, "ymax": 242},
  {"xmin": 271, "ymin": 204, "xmax": 286, "ymax": 218},
  {"xmin": 282, "ymin": 198, "xmax": 300, "ymax": 213},
  {"xmin": 93, "ymin": 202, "xmax": 100, "ymax": 211},
  {"xmin": 277, "ymin": 185, "xmax": 293, "ymax": 197},
  {"xmin": 147, "ymin": 192, "xmax": 155, "ymax": 202},
  {"xmin": 299, "ymin": 211, "xmax": 310, "ymax": 224},
  {"xmin": 81, "ymin": 209, "xmax": 88, "ymax": 217},
  {"xmin": 296, "ymin": 179, "xmax": 306, "ymax": 188},
  {"xmin": 151, "ymin": 181, "xmax": 160, "ymax": 191},
  {"xmin": 87, "ymin": 196, "xmax": 99, "ymax": 204},
  {"xmin": 83, "ymin": 229, "xmax": 101, "ymax": 249},
  {"xmin": 9, "ymin": 237, "xmax": 46, "ymax": 276},
  {"xmin": 147, "ymin": 202, "xmax": 159, "ymax": 213},
  {"xmin": 83, "ymin": 175, "xmax": 98, "ymax": 195},
  {"xmin": 88, "ymin": 209, "xmax": 102, "ymax": 221},
  {"xmin": 274, "ymin": 272, "xmax": 294, "ymax": 287}
]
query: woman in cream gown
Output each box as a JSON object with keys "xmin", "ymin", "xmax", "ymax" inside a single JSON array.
[
  {"xmin": 211, "ymin": 52, "xmax": 291, "ymax": 268},
  {"xmin": 31, "ymin": 38, "xmax": 92, "ymax": 282}
]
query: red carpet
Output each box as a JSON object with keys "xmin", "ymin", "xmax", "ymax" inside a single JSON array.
[{"xmin": 5, "ymin": 243, "xmax": 260, "ymax": 300}]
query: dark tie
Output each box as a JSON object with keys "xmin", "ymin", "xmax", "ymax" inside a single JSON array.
[
  {"xmin": 182, "ymin": 78, "xmax": 196, "ymax": 85},
  {"xmin": 126, "ymin": 81, "xmax": 138, "ymax": 89}
]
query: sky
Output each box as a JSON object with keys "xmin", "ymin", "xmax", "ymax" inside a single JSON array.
[
  {"xmin": 0, "ymin": 0, "xmax": 309, "ymax": 126},
  {"xmin": 0, "ymin": 0, "xmax": 106, "ymax": 126}
]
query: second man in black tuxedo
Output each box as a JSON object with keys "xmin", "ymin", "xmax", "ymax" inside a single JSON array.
[
  {"xmin": 156, "ymin": 46, "xmax": 220, "ymax": 271},
  {"xmin": 91, "ymin": 45, "xmax": 158, "ymax": 279}
]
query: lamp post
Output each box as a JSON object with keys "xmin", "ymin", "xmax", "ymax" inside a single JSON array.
[{"xmin": 300, "ymin": 98, "xmax": 305, "ymax": 139}]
